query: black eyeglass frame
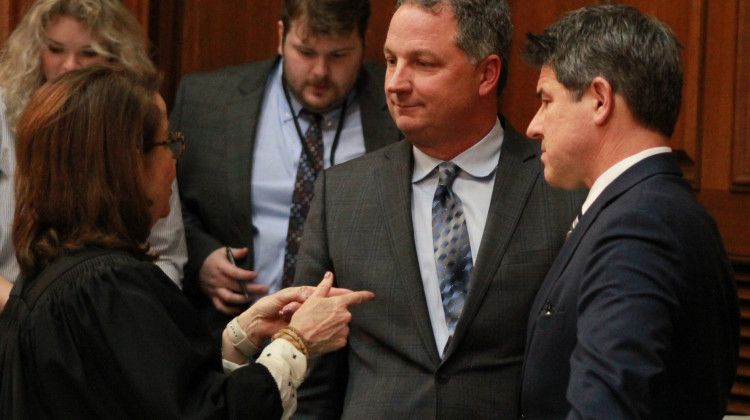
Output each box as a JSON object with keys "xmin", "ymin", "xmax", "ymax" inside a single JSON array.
[{"xmin": 153, "ymin": 131, "xmax": 186, "ymax": 159}]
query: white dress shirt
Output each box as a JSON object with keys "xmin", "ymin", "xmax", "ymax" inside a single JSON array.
[
  {"xmin": 580, "ymin": 147, "xmax": 673, "ymax": 217},
  {"xmin": 411, "ymin": 119, "xmax": 504, "ymax": 355}
]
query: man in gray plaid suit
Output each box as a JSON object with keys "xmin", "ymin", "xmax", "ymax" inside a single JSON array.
[{"xmin": 293, "ymin": 0, "xmax": 585, "ymax": 418}]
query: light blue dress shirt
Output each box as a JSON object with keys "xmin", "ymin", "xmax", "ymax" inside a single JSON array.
[
  {"xmin": 411, "ymin": 119, "xmax": 504, "ymax": 355},
  {"xmin": 251, "ymin": 59, "xmax": 365, "ymax": 295}
]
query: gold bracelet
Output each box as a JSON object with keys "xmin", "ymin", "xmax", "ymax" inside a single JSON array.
[
  {"xmin": 278, "ymin": 329, "xmax": 308, "ymax": 359},
  {"xmin": 273, "ymin": 327, "xmax": 310, "ymax": 361},
  {"xmin": 286, "ymin": 326, "xmax": 309, "ymax": 352}
]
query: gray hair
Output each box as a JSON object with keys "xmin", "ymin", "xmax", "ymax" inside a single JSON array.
[
  {"xmin": 523, "ymin": 4, "xmax": 683, "ymax": 138},
  {"xmin": 395, "ymin": 0, "xmax": 513, "ymax": 96}
]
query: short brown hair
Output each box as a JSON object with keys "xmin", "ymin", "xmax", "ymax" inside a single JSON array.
[
  {"xmin": 281, "ymin": 0, "xmax": 370, "ymax": 40},
  {"xmin": 13, "ymin": 64, "xmax": 161, "ymax": 276}
]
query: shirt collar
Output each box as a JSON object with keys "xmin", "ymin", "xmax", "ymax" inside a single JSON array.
[
  {"xmin": 412, "ymin": 118, "xmax": 504, "ymax": 183},
  {"xmin": 581, "ymin": 146, "xmax": 672, "ymax": 215}
]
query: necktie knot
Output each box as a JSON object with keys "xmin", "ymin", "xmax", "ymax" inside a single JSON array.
[
  {"xmin": 437, "ymin": 161, "xmax": 460, "ymax": 189},
  {"xmin": 300, "ymin": 109, "xmax": 323, "ymax": 126}
]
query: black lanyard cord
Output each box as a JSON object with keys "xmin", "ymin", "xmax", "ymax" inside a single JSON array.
[{"xmin": 281, "ymin": 75, "xmax": 348, "ymax": 166}]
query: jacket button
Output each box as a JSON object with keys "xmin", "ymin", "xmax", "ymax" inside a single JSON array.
[{"xmin": 437, "ymin": 372, "xmax": 450, "ymax": 384}]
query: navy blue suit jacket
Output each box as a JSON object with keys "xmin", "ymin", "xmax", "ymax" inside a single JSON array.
[{"xmin": 520, "ymin": 152, "xmax": 739, "ymax": 419}]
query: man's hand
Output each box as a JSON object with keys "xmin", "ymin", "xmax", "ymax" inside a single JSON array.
[{"xmin": 199, "ymin": 247, "xmax": 268, "ymax": 314}]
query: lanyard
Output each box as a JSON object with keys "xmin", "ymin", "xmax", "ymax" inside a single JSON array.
[{"xmin": 281, "ymin": 76, "xmax": 348, "ymax": 166}]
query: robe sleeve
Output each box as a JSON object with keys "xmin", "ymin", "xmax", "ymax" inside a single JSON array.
[{"xmin": 18, "ymin": 256, "xmax": 282, "ymax": 419}]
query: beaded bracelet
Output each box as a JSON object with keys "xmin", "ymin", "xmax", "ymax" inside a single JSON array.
[
  {"xmin": 272, "ymin": 327, "xmax": 310, "ymax": 361},
  {"xmin": 226, "ymin": 317, "xmax": 260, "ymax": 357}
]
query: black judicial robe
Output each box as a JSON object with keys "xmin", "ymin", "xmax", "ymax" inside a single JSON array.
[{"xmin": 0, "ymin": 249, "xmax": 282, "ymax": 419}]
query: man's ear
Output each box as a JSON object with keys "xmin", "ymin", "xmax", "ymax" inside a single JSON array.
[
  {"xmin": 477, "ymin": 54, "xmax": 501, "ymax": 97},
  {"xmin": 277, "ymin": 21, "xmax": 285, "ymax": 56},
  {"xmin": 590, "ymin": 76, "xmax": 613, "ymax": 126}
]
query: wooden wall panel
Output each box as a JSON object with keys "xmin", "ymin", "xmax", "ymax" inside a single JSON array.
[
  {"xmin": 501, "ymin": 0, "xmax": 597, "ymax": 133},
  {"xmin": 732, "ymin": 0, "xmax": 750, "ymax": 191},
  {"xmin": 730, "ymin": 261, "xmax": 750, "ymax": 414},
  {"xmin": 0, "ymin": 0, "xmax": 33, "ymax": 45},
  {"xmin": 152, "ymin": 0, "xmax": 397, "ymax": 109},
  {"xmin": 2, "ymin": 0, "xmax": 749, "ymax": 415},
  {"xmin": 121, "ymin": 0, "xmax": 149, "ymax": 29},
  {"xmin": 624, "ymin": 0, "xmax": 705, "ymax": 183},
  {"xmin": 502, "ymin": 0, "xmax": 704, "ymax": 182},
  {"xmin": 173, "ymin": 0, "xmax": 396, "ymax": 75}
]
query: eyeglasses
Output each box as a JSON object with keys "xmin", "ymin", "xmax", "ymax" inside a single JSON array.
[{"xmin": 153, "ymin": 131, "xmax": 186, "ymax": 159}]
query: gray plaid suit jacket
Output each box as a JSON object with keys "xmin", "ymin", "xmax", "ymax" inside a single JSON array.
[
  {"xmin": 171, "ymin": 57, "xmax": 401, "ymax": 334},
  {"xmin": 293, "ymin": 117, "xmax": 586, "ymax": 419}
]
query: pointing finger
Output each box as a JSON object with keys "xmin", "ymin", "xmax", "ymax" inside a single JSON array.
[{"xmin": 335, "ymin": 290, "xmax": 375, "ymax": 308}]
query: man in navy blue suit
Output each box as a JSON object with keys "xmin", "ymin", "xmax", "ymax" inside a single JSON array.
[{"xmin": 519, "ymin": 5, "xmax": 739, "ymax": 419}]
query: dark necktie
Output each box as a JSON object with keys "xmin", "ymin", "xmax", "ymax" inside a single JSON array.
[
  {"xmin": 566, "ymin": 212, "xmax": 581, "ymax": 240},
  {"xmin": 432, "ymin": 162, "xmax": 473, "ymax": 334},
  {"xmin": 282, "ymin": 111, "xmax": 324, "ymax": 287}
]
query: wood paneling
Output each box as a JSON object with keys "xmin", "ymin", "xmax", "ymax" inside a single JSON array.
[
  {"xmin": 2, "ymin": 0, "xmax": 749, "ymax": 414},
  {"xmin": 152, "ymin": 0, "xmax": 397, "ymax": 110},
  {"xmin": 148, "ymin": 0, "xmax": 183, "ymax": 112},
  {"xmin": 501, "ymin": 0, "xmax": 597, "ymax": 133},
  {"xmin": 502, "ymin": 0, "xmax": 704, "ymax": 183},
  {"xmin": 625, "ymin": 0, "xmax": 705, "ymax": 183},
  {"xmin": 0, "ymin": 0, "xmax": 33, "ymax": 44},
  {"xmin": 732, "ymin": 0, "xmax": 750, "ymax": 191},
  {"xmin": 729, "ymin": 262, "xmax": 750, "ymax": 414},
  {"xmin": 122, "ymin": 0, "xmax": 149, "ymax": 29}
]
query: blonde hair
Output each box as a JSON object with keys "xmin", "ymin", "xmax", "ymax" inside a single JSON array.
[{"xmin": 0, "ymin": 0, "xmax": 155, "ymax": 130}]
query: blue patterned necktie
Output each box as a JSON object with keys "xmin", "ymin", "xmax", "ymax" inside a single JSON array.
[
  {"xmin": 432, "ymin": 162, "xmax": 473, "ymax": 334},
  {"xmin": 282, "ymin": 111, "xmax": 323, "ymax": 287}
]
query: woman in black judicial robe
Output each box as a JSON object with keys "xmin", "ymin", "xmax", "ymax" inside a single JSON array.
[{"xmin": 0, "ymin": 65, "xmax": 373, "ymax": 419}]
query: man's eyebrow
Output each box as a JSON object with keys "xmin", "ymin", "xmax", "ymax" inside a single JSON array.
[
  {"xmin": 383, "ymin": 47, "xmax": 438, "ymax": 60},
  {"xmin": 535, "ymin": 88, "xmax": 545, "ymax": 99}
]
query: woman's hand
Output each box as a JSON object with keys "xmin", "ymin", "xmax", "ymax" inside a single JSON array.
[
  {"xmin": 289, "ymin": 272, "xmax": 374, "ymax": 355},
  {"xmin": 221, "ymin": 271, "xmax": 371, "ymax": 362}
]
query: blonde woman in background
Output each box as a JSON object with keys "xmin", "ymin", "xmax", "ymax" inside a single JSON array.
[{"xmin": 0, "ymin": 0, "xmax": 187, "ymax": 311}]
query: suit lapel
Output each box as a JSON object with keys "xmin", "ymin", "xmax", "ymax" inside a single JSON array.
[
  {"xmin": 443, "ymin": 119, "xmax": 541, "ymax": 358},
  {"xmin": 526, "ymin": 153, "xmax": 684, "ymax": 341},
  {"xmin": 377, "ymin": 141, "xmax": 443, "ymax": 365},
  {"xmin": 223, "ymin": 58, "xmax": 279, "ymax": 256}
]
